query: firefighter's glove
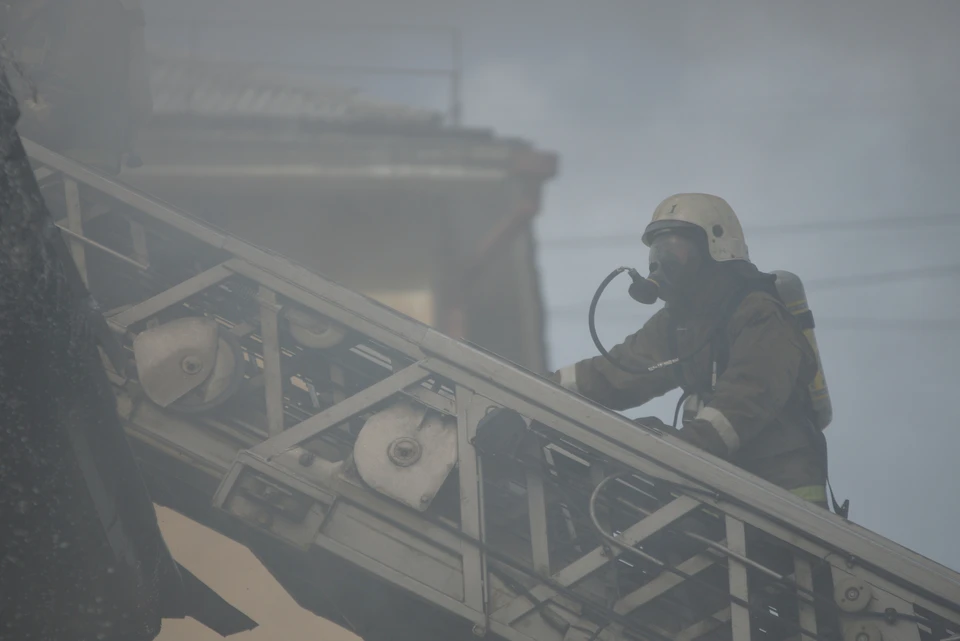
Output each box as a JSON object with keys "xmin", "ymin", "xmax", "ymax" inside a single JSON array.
[
  {"xmin": 632, "ymin": 416, "xmax": 674, "ymax": 434},
  {"xmin": 678, "ymin": 419, "xmax": 730, "ymax": 459}
]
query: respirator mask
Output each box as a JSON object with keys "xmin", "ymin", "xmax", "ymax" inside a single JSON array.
[
  {"xmin": 628, "ymin": 230, "xmax": 706, "ymax": 305},
  {"xmin": 586, "ymin": 228, "xmax": 710, "ymax": 377}
]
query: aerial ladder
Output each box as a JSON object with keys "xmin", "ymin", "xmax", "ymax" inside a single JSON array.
[{"xmin": 23, "ymin": 138, "xmax": 960, "ymax": 641}]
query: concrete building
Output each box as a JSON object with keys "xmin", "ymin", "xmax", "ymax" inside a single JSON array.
[{"xmin": 118, "ymin": 55, "xmax": 559, "ymax": 372}]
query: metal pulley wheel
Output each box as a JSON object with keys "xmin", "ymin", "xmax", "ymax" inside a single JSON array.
[
  {"xmin": 284, "ymin": 307, "xmax": 348, "ymax": 349},
  {"xmin": 353, "ymin": 400, "xmax": 458, "ymax": 512},
  {"xmin": 835, "ymin": 577, "xmax": 874, "ymax": 613},
  {"xmin": 845, "ymin": 622, "xmax": 882, "ymax": 641},
  {"xmin": 166, "ymin": 328, "xmax": 245, "ymax": 414},
  {"xmin": 133, "ymin": 316, "xmax": 246, "ymax": 415}
]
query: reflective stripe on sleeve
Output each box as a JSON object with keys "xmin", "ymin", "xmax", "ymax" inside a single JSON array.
[{"xmin": 695, "ymin": 406, "xmax": 740, "ymax": 455}]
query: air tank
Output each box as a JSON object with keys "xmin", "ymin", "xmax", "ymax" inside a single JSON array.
[{"xmin": 772, "ymin": 270, "xmax": 833, "ymax": 430}]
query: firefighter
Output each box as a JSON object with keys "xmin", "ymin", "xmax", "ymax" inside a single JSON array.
[
  {"xmin": 0, "ymin": 0, "xmax": 152, "ymax": 174},
  {"xmin": 552, "ymin": 193, "xmax": 829, "ymax": 507}
]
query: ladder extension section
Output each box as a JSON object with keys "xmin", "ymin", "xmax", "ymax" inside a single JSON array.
[{"xmin": 25, "ymin": 139, "xmax": 960, "ymax": 641}]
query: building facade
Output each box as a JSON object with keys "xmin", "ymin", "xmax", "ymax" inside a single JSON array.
[{"xmin": 118, "ymin": 56, "xmax": 559, "ymax": 371}]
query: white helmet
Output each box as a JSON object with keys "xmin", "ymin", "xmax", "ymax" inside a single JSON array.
[{"xmin": 642, "ymin": 193, "xmax": 750, "ymax": 263}]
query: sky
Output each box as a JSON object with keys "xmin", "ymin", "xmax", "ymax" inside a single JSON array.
[{"xmin": 139, "ymin": 0, "xmax": 960, "ymax": 633}]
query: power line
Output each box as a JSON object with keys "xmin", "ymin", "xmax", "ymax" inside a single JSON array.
[
  {"xmin": 805, "ymin": 263, "xmax": 960, "ymax": 290},
  {"xmin": 813, "ymin": 318, "xmax": 960, "ymax": 331},
  {"xmin": 548, "ymin": 315, "xmax": 960, "ymax": 332},
  {"xmin": 538, "ymin": 213, "xmax": 960, "ymax": 249},
  {"xmin": 547, "ymin": 262, "xmax": 960, "ymax": 317}
]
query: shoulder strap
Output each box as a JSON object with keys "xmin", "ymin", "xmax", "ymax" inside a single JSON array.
[
  {"xmin": 712, "ymin": 279, "xmax": 773, "ymax": 378},
  {"xmin": 665, "ymin": 313, "xmax": 688, "ymax": 391},
  {"xmin": 667, "ymin": 280, "xmax": 769, "ymax": 390}
]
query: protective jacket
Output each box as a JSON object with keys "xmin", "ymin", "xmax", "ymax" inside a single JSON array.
[{"xmin": 556, "ymin": 266, "xmax": 828, "ymax": 500}]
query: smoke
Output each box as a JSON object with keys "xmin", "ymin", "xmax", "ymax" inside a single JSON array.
[
  {"xmin": 451, "ymin": 0, "xmax": 960, "ymax": 567},
  {"xmin": 141, "ymin": 0, "xmax": 960, "ymax": 567}
]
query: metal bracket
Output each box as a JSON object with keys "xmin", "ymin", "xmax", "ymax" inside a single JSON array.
[
  {"xmin": 726, "ymin": 516, "xmax": 751, "ymax": 641},
  {"xmin": 457, "ymin": 387, "xmax": 491, "ymax": 631},
  {"xmin": 493, "ymin": 495, "xmax": 703, "ymax": 625},
  {"xmin": 257, "ymin": 287, "xmax": 285, "ymax": 436},
  {"xmin": 110, "ymin": 262, "xmax": 232, "ymax": 330},
  {"xmin": 250, "ymin": 361, "xmax": 432, "ymax": 460}
]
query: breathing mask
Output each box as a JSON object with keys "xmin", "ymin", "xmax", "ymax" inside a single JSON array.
[{"xmin": 628, "ymin": 230, "xmax": 706, "ymax": 304}]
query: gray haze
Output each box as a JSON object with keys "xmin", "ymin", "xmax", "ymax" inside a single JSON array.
[{"xmin": 143, "ymin": 0, "xmax": 960, "ymax": 569}]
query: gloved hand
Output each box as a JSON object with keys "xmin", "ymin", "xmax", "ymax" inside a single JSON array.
[
  {"xmin": 677, "ymin": 419, "xmax": 729, "ymax": 459},
  {"xmin": 632, "ymin": 416, "xmax": 677, "ymax": 434}
]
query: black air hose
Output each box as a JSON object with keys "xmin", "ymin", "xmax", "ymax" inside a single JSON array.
[{"xmin": 588, "ymin": 267, "xmax": 712, "ymax": 376}]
